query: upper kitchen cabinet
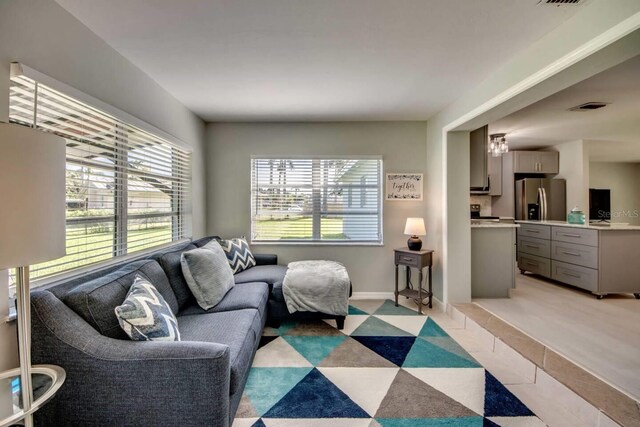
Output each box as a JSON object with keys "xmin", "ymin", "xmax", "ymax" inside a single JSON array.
[
  {"xmin": 538, "ymin": 152, "xmax": 559, "ymax": 173},
  {"xmin": 470, "ymin": 125, "xmax": 489, "ymax": 193},
  {"xmin": 513, "ymin": 151, "xmax": 559, "ymax": 174}
]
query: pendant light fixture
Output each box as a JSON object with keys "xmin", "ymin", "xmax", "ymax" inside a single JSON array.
[{"xmin": 489, "ymin": 133, "xmax": 508, "ymax": 157}]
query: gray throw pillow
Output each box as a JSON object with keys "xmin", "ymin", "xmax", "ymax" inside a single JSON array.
[
  {"xmin": 114, "ymin": 275, "xmax": 181, "ymax": 341},
  {"xmin": 181, "ymin": 240, "xmax": 235, "ymax": 310}
]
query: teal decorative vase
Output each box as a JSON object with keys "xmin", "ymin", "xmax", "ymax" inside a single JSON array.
[{"xmin": 567, "ymin": 206, "xmax": 586, "ymax": 224}]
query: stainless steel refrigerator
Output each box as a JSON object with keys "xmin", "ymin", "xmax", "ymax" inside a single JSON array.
[{"xmin": 515, "ymin": 178, "xmax": 566, "ymax": 221}]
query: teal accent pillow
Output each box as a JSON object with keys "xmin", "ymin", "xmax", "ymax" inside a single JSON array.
[
  {"xmin": 114, "ymin": 276, "xmax": 181, "ymax": 341},
  {"xmin": 181, "ymin": 240, "xmax": 235, "ymax": 310},
  {"xmin": 216, "ymin": 236, "xmax": 256, "ymax": 274}
]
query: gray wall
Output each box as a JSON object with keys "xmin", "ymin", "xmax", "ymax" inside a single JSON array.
[
  {"xmin": 590, "ymin": 162, "xmax": 640, "ymax": 225},
  {"xmin": 206, "ymin": 122, "xmax": 427, "ymax": 294},
  {"xmin": 0, "ymin": 0, "xmax": 207, "ymax": 371},
  {"xmin": 546, "ymin": 141, "xmax": 590, "ymax": 216}
]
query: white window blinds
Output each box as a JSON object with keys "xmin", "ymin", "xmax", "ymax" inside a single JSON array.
[
  {"xmin": 8, "ymin": 74, "xmax": 191, "ymax": 287},
  {"xmin": 251, "ymin": 158, "xmax": 383, "ymax": 243}
]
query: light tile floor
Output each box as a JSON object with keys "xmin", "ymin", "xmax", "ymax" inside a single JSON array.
[
  {"xmin": 437, "ymin": 298, "xmax": 624, "ymax": 427},
  {"xmin": 474, "ymin": 274, "xmax": 640, "ymax": 401}
]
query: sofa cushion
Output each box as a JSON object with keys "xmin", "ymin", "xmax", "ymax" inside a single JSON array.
[
  {"xmin": 153, "ymin": 243, "xmax": 197, "ymax": 309},
  {"xmin": 178, "ymin": 309, "xmax": 261, "ymax": 394},
  {"xmin": 272, "ymin": 281, "xmax": 285, "ymax": 303},
  {"xmin": 114, "ymin": 276, "xmax": 181, "ymax": 341},
  {"xmin": 179, "ymin": 282, "xmax": 269, "ymax": 318},
  {"xmin": 192, "ymin": 236, "xmax": 218, "ymax": 248},
  {"xmin": 215, "ymin": 237, "xmax": 256, "ymax": 274},
  {"xmin": 233, "ymin": 265, "xmax": 288, "ymax": 286},
  {"xmin": 63, "ymin": 260, "xmax": 177, "ymax": 339},
  {"xmin": 181, "ymin": 241, "xmax": 235, "ymax": 310}
]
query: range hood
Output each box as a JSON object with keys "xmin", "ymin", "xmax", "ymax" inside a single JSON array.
[{"xmin": 470, "ymin": 125, "xmax": 490, "ymax": 194}]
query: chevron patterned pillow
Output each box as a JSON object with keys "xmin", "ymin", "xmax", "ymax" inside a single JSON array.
[
  {"xmin": 216, "ymin": 237, "xmax": 257, "ymax": 274},
  {"xmin": 114, "ymin": 275, "xmax": 181, "ymax": 341}
]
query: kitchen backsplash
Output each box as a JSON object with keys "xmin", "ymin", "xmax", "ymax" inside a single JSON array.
[{"xmin": 470, "ymin": 195, "xmax": 492, "ymax": 216}]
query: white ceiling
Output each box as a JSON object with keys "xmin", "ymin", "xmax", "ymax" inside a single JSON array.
[
  {"xmin": 55, "ymin": 0, "xmax": 578, "ymax": 122},
  {"xmin": 489, "ymin": 55, "xmax": 640, "ymax": 162}
]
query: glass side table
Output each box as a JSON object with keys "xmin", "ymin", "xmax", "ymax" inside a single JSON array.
[{"xmin": 0, "ymin": 365, "xmax": 65, "ymax": 427}]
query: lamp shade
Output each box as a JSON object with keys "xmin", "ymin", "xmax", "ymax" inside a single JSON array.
[
  {"xmin": 404, "ymin": 217, "xmax": 426, "ymax": 236},
  {"xmin": 0, "ymin": 123, "xmax": 66, "ymax": 269}
]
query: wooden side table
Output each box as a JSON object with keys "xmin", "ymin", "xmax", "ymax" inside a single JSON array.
[{"xmin": 394, "ymin": 247, "xmax": 433, "ymax": 314}]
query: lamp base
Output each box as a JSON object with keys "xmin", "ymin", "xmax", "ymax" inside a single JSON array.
[{"xmin": 407, "ymin": 236, "xmax": 422, "ymax": 251}]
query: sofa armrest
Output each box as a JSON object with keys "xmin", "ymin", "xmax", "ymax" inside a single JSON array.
[
  {"xmin": 254, "ymin": 253, "xmax": 278, "ymax": 266},
  {"xmin": 31, "ymin": 290, "xmax": 232, "ymax": 427}
]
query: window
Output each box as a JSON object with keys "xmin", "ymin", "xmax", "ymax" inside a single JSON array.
[
  {"xmin": 251, "ymin": 157, "xmax": 383, "ymax": 244},
  {"xmin": 8, "ymin": 74, "xmax": 191, "ymax": 292}
]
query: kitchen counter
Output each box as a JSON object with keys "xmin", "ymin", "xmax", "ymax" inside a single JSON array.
[
  {"xmin": 516, "ymin": 220, "xmax": 640, "ymax": 231},
  {"xmin": 471, "ymin": 222, "xmax": 520, "ymax": 229},
  {"xmin": 472, "ymin": 224, "xmax": 517, "ymax": 298},
  {"xmin": 516, "ymin": 221, "xmax": 640, "ymax": 298}
]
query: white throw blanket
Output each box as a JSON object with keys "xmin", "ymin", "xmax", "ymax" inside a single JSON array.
[{"xmin": 282, "ymin": 260, "xmax": 350, "ymax": 316}]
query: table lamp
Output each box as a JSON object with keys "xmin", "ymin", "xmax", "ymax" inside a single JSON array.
[
  {"xmin": 0, "ymin": 122, "xmax": 66, "ymax": 426},
  {"xmin": 404, "ymin": 217, "xmax": 426, "ymax": 251}
]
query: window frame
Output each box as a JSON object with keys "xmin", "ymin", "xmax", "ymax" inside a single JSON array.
[
  {"xmin": 250, "ymin": 155, "xmax": 384, "ymax": 246},
  {"xmin": 7, "ymin": 65, "xmax": 192, "ymax": 294}
]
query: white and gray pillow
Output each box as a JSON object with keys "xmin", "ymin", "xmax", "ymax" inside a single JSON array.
[
  {"xmin": 181, "ymin": 240, "xmax": 235, "ymax": 310},
  {"xmin": 216, "ymin": 236, "xmax": 256, "ymax": 274},
  {"xmin": 114, "ymin": 275, "xmax": 181, "ymax": 341}
]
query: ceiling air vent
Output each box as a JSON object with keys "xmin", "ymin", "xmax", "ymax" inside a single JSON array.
[
  {"xmin": 538, "ymin": 0, "xmax": 584, "ymax": 5},
  {"xmin": 568, "ymin": 102, "xmax": 609, "ymax": 112}
]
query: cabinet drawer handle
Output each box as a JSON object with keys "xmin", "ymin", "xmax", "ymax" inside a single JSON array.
[
  {"xmin": 561, "ymin": 233, "xmax": 581, "ymax": 238},
  {"xmin": 561, "ymin": 271, "xmax": 581, "ymax": 278},
  {"xmin": 561, "ymin": 251, "xmax": 581, "ymax": 257},
  {"xmin": 524, "ymin": 261, "xmax": 539, "ymax": 267},
  {"xmin": 527, "ymin": 230, "xmax": 540, "ymax": 234},
  {"xmin": 402, "ymin": 257, "xmax": 414, "ymax": 262},
  {"xmin": 525, "ymin": 244, "xmax": 539, "ymax": 249}
]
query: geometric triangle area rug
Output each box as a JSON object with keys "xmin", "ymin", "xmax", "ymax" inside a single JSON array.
[{"xmin": 235, "ymin": 299, "xmax": 543, "ymax": 426}]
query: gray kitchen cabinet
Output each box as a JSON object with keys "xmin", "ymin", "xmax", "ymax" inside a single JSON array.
[
  {"xmin": 472, "ymin": 225, "xmax": 518, "ymax": 298},
  {"xmin": 517, "ymin": 222, "xmax": 640, "ymax": 298},
  {"xmin": 518, "ymin": 235, "xmax": 551, "ymax": 258},
  {"xmin": 514, "ymin": 151, "xmax": 539, "ymax": 173},
  {"xmin": 513, "ymin": 151, "xmax": 559, "ymax": 174},
  {"xmin": 538, "ymin": 152, "xmax": 559, "ymax": 174},
  {"xmin": 470, "ymin": 125, "xmax": 489, "ymax": 193},
  {"xmin": 488, "ymin": 154, "xmax": 502, "ymax": 196}
]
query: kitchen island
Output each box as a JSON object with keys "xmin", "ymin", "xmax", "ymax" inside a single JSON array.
[
  {"xmin": 471, "ymin": 222, "xmax": 519, "ymax": 298},
  {"xmin": 516, "ymin": 220, "xmax": 640, "ymax": 298}
]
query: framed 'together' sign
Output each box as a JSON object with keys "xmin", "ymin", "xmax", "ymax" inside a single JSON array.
[{"xmin": 385, "ymin": 173, "xmax": 423, "ymax": 201}]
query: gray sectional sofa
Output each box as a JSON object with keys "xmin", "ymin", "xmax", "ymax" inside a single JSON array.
[{"xmin": 30, "ymin": 236, "xmax": 337, "ymax": 427}]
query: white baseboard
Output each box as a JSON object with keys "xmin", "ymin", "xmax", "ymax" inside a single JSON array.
[
  {"xmin": 431, "ymin": 296, "xmax": 445, "ymax": 312},
  {"xmin": 350, "ymin": 292, "xmax": 395, "ymax": 300}
]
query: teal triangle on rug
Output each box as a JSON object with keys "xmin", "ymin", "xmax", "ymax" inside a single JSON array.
[
  {"xmin": 244, "ymin": 367, "xmax": 312, "ymax": 415},
  {"xmin": 282, "ymin": 335, "xmax": 347, "ymax": 365},
  {"xmin": 373, "ymin": 299, "xmax": 421, "ymax": 316},
  {"xmin": 349, "ymin": 305, "xmax": 368, "ymax": 315},
  {"xmin": 420, "ymin": 336, "xmax": 478, "ymax": 363},
  {"xmin": 403, "ymin": 337, "xmax": 481, "ymax": 368},
  {"xmin": 419, "ymin": 318, "xmax": 449, "ymax": 337}
]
